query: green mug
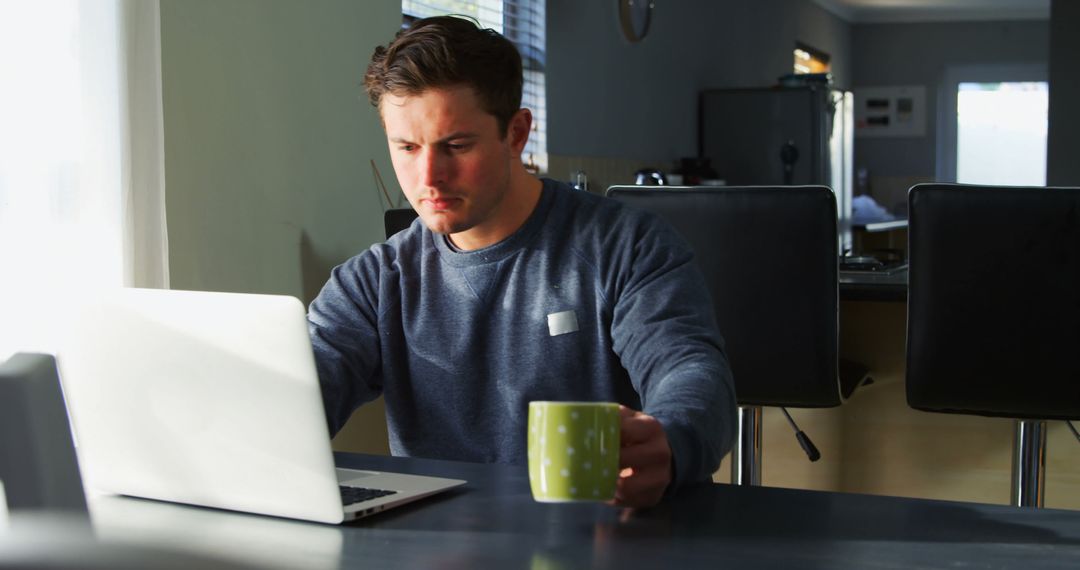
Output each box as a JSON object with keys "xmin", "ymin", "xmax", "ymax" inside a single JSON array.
[{"xmin": 527, "ymin": 401, "xmax": 621, "ymax": 502}]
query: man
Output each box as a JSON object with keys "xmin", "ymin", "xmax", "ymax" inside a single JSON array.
[{"xmin": 308, "ymin": 15, "xmax": 735, "ymax": 508}]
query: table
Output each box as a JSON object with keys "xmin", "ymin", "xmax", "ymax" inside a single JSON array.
[
  {"xmin": 7, "ymin": 453, "xmax": 1079, "ymax": 569},
  {"xmin": 844, "ymin": 216, "xmax": 908, "ymax": 302},
  {"xmin": 840, "ymin": 268, "xmax": 907, "ymax": 302}
]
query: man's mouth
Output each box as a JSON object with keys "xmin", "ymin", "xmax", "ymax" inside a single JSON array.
[{"xmin": 423, "ymin": 196, "xmax": 460, "ymax": 211}]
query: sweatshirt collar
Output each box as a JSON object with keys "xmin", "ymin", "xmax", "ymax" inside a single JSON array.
[{"xmin": 432, "ymin": 178, "xmax": 558, "ymax": 267}]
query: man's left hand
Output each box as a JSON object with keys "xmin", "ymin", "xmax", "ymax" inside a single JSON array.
[{"xmin": 611, "ymin": 406, "xmax": 672, "ymax": 508}]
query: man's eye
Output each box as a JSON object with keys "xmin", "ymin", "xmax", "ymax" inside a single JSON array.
[
  {"xmin": 447, "ymin": 142, "xmax": 471, "ymax": 152},
  {"xmin": 398, "ymin": 144, "xmax": 416, "ymax": 152}
]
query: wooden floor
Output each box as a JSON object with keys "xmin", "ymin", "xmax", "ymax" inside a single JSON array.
[{"xmin": 712, "ymin": 301, "xmax": 1080, "ymax": 511}]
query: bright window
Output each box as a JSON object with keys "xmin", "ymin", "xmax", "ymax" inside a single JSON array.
[
  {"xmin": 956, "ymin": 82, "xmax": 1048, "ymax": 186},
  {"xmin": 0, "ymin": 1, "xmax": 168, "ymax": 360}
]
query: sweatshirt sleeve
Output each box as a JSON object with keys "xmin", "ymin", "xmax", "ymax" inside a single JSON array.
[
  {"xmin": 307, "ymin": 251, "xmax": 386, "ymax": 436},
  {"xmin": 607, "ymin": 213, "xmax": 737, "ymax": 491}
]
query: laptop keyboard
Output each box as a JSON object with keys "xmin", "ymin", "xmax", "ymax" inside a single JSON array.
[{"xmin": 339, "ymin": 485, "xmax": 397, "ymax": 506}]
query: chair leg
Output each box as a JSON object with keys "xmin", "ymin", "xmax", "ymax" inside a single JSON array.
[
  {"xmin": 1011, "ymin": 419, "xmax": 1046, "ymax": 508},
  {"xmin": 731, "ymin": 406, "xmax": 763, "ymax": 486}
]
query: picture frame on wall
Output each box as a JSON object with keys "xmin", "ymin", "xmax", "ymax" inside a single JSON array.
[{"xmin": 854, "ymin": 85, "xmax": 927, "ymax": 138}]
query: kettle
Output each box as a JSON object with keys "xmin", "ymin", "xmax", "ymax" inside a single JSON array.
[{"xmin": 634, "ymin": 168, "xmax": 667, "ymax": 186}]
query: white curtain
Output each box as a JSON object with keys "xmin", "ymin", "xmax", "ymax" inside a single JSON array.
[{"xmin": 0, "ymin": 0, "xmax": 168, "ymax": 361}]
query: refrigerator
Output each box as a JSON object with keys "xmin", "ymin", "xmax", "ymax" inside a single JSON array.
[{"xmin": 699, "ymin": 85, "xmax": 854, "ymax": 255}]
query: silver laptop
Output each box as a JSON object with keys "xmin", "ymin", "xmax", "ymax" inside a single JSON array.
[{"xmin": 57, "ymin": 287, "xmax": 464, "ymax": 524}]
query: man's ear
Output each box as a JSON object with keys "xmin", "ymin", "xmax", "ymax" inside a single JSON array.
[{"xmin": 507, "ymin": 108, "xmax": 533, "ymax": 156}]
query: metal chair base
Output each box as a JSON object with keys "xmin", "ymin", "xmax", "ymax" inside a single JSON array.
[
  {"xmin": 731, "ymin": 406, "xmax": 762, "ymax": 486},
  {"xmin": 1011, "ymin": 419, "xmax": 1046, "ymax": 507}
]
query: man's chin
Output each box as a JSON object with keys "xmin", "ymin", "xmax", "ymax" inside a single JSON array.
[{"xmin": 420, "ymin": 214, "xmax": 471, "ymax": 236}]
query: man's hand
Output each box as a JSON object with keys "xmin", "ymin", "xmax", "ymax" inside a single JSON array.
[{"xmin": 611, "ymin": 406, "xmax": 672, "ymax": 508}]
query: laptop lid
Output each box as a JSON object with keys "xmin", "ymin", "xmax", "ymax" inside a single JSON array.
[{"xmin": 57, "ymin": 288, "xmax": 461, "ymax": 524}]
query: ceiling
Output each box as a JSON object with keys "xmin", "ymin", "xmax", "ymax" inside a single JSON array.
[{"xmin": 811, "ymin": 0, "xmax": 1051, "ymax": 23}]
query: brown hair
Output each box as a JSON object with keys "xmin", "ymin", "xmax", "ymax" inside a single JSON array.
[{"xmin": 364, "ymin": 15, "xmax": 524, "ymax": 136}]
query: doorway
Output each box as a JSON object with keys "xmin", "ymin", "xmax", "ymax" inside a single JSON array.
[{"xmin": 938, "ymin": 64, "xmax": 1049, "ymax": 185}]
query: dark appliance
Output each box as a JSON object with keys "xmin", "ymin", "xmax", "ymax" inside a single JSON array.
[{"xmin": 699, "ymin": 86, "xmax": 854, "ymax": 254}]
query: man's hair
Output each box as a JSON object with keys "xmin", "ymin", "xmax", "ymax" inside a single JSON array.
[{"xmin": 364, "ymin": 15, "xmax": 524, "ymax": 136}]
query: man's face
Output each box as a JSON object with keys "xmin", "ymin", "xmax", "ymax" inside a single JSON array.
[{"xmin": 381, "ymin": 86, "xmax": 520, "ymax": 240}]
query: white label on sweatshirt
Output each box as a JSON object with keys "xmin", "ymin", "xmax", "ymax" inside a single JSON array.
[{"xmin": 547, "ymin": 310, "xmax": 579, "ymax": 336}]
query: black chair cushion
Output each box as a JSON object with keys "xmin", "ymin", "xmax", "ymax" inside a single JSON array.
[
  {"xmin": 384, "ymin": 208, "xmax": 418, "ymax": 240},
  {"xmin": 608, "ymin": 186, "xmax": 840, "ymax": 407},
  {"xmin": 0, "ymin": 353, "xmax": 88, "ymax": 512},
  {"xmin": 906, "ymin": 184, "xmax": 1080, "ymax": 420}
]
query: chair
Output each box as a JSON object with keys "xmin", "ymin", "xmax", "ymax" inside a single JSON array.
[
  {"xmin": 0, "ymin": 353, "xmax": 87, "ymax": 513},
  {"xmin": 384, "ymin": 208, "xmax": 418, "ymax": 239},
  {"xmin": 607, "ymin": 185, "xmax": 841, "ymax": 485},
  {"xmin": 906, "ymin": 183, "xmax": 1080, "ymax": 507}
]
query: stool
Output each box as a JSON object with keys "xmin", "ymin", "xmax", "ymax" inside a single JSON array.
[
  {"xmin": 607, "ymin": 185, "xmax": 841, "ymax": 485},
  {"xmin": 0, "ymin": 353, "xmax": 87, "ymax": 513},
  {"xmin": 906, "ymin": 183, "xmax": 1080, "ymax": 507},
  {"xmin": 384, "ymin": 208, "xmax": 418, "ymax": 239}
]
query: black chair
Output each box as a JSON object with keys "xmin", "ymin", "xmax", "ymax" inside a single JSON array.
[
  {"xmin": 0, "ymin": 353, "xmax": 87, "ymax": 513},
  {"xmin": 906, "ymin": 183, "xmax": 1080, "ymax": 507},
  {"xmin": 384, "ymin": 208, "xmax": 418, "ymax": 239},
  {"xmin": 607, "ymin": 185, "xmax": 841, "ymax": 485}
]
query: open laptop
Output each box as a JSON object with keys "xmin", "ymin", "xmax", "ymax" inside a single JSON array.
[{"xmin": 57, "ymin": 287, "xmax": 464, "ymax": 524}]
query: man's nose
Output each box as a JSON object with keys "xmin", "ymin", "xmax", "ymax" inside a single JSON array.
[{"xmin": 419, "ymin": 148, "xmax": 446, "ymax": 187}]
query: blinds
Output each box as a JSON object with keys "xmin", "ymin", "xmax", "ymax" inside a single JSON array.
[
  {"xmin": 401, "ymin": 1, "xmax": 503, "ymax": 30},
  {"xmin": 401, "ymin": 0, "xmax": 547, "ymax": 173}
]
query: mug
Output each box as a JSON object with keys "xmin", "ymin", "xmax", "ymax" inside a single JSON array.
[{"xmin": 527, "ymin": 401, "xmax": 620, "ymax": 502}]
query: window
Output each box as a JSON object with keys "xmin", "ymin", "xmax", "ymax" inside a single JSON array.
[
  {"xmin": 937, "ymin": 64, "xmax": 1048, "ymax": 184},
  {"xmin": 956, "ymin": 82, "xmax": 1048, "ymax": 186},
  {"xmin": 0, "ymin": 1, "xmax": 168, "ymax": 360},
  {"xmin": 401, "ymin": 1, "xmax": 547, "ymax": 174}
]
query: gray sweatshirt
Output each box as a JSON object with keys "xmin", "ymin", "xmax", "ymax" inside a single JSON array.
[{"xmin": 308, "ymin": 178, "xmax": 735, "ymax": 489}]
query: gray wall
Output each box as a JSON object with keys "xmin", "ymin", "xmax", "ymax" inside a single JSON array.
[
  {"xmin": 160, "ymin": 0, "xmax": 400, "ymax": 455},
  {"xmin": 1048, "ymin": 0, "xmax": 1080, "ymax": 186},
  {"xmin": 546, "ymin": 0, "xmax": 851, "ymax": 162},
  {"xmin": 157, "ymin": 3, "xmax": 1067, "ymax": 291},
  {"xmin": 160, "ymin": 0, "xmax": 400, "ymax": 301},
  {"xmin": 851, "ymin": 20, "xmax": 1049, "ymax": 179}
]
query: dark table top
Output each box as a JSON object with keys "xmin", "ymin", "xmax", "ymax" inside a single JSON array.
[
  {"xmin": 840, "ymin": 267, "xmax": 907, "ymax": 302},
  {"xmin": 18, "ymin": 452, "xmax": 1079, "ymax": 569},
  {"xmin": 330, "ymin": 453, "xmax": 1080, "ymax": 569}
]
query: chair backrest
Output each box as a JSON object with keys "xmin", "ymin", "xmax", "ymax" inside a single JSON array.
[
  {"xmin": 384, "ymin": 208, "xmax": 419, "ymax": 240},
  {"xmin": 906, "ymin": 183, "xmax": 1080, "ymax": 420},
  {"xmin": 607, "ymin": 186, "xmax": 840, "ymax": 407},
  {"xmin": 0, "ymin": 353, "xmax": 87, "ymax": 512}
]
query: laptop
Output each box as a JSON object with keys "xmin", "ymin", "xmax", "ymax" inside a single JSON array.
[{"xmin": 57, "ymin": 287, "xmax": 465, "ymax": 524}]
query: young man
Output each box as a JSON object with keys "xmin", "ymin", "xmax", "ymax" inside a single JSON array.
[{"xmin": 308, "ymin": 16, "xmax": 735, "ymax": 507}]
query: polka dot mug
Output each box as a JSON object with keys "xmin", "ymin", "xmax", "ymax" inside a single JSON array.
[{"xmin": 527, "ymin": 401, "xmax": 620, "ymax": 502}]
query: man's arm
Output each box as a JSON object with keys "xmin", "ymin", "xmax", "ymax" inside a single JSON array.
[
  {"xmin": 307, "ymin": 254, "xmax": 385, "ymax": 436},
  {"xmin": 607, "ymin": 214, "xmax": 737, "ymax": 501}
]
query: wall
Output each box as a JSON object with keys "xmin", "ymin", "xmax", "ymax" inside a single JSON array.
[
  {"xmin": 160, "ymin": 0, "xmax": 400, "ymax": 454},
  {"xmin": 1047, "ymin": 0, "xmax": 1080, "ymax": 186},
  {"xmin": 546, "ymin": 0, "xmax": 851, "ymax": 166},
  {"xmin": 851, "ymin": 20, "xmax": 1048, "ymax": 184},
  {"xmin": 160, "ymin": 0, "xmax": 853, "ymax": 285},
  {"xmin": 160, "ymin": 0, "xmax": 400, "ymax": 300}
]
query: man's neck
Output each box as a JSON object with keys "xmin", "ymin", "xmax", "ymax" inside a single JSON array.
[{"xmin": 448, "ymin": 170, "xmax": 543, "ymax": 251}]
